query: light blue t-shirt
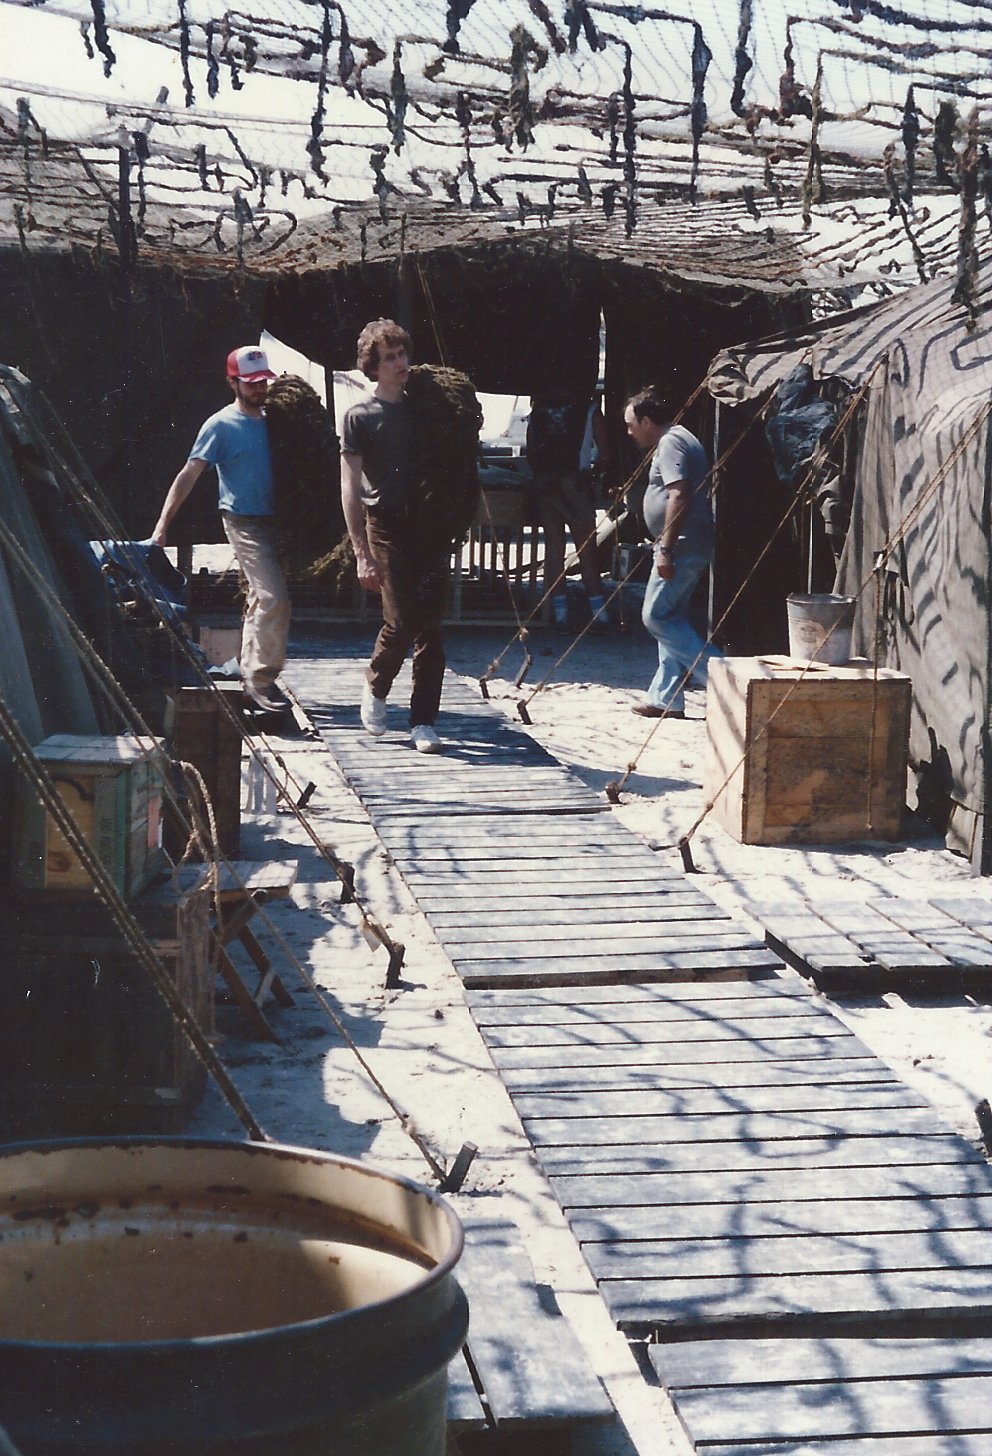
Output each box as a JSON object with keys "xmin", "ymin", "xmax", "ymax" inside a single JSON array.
[
  {"xmin": 189, "ymin": 403, "xmax": 275, "ymax": 516},
  {"xmin": 642, "ymin": 423, "xmax": 713, "ymax": 552}
]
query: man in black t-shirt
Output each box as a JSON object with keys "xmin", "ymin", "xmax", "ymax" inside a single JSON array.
[
  {"xmin": 526, "ymin": 394, "xmax": 608, "ymax": 630},
  {"xmin": 341, "ymin": 319, "xmax": 449, "ymax": 754}
]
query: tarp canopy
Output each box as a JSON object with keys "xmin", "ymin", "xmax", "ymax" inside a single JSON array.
[{"xmin": 708, "ymin": 265, "xmax": 992, "ymax": 865}]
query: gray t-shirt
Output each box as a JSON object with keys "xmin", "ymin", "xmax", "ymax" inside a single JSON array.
[
  {"xmin": 341, "ymin": 395, "xmax": 413, "ymax": 511},
  {"xmin": 642, "ymin": 424, "xmax": 713, "ymax": 550}
]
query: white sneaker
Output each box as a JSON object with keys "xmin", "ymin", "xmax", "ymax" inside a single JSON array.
[
  {"xmin": 360, "ymin": 682, "xmax": 388, "ymax": 736},
  {"xmin": 410, "ymin": 724, "xmax": 442, "ymax": 754}
]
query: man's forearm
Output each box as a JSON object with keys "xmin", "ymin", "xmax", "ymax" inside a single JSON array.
[
  {"xmin": 152, "ymin": 459, "xmax": 205, "ymax": 544},
  {"xmin": 657, "ymin": 485, "xmax": 689, "ymax": 550}
]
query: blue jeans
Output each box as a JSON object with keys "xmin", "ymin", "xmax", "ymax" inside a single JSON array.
[{"xmin": 641, "ymin": 547, "xmax": 721, "ymax": 711}]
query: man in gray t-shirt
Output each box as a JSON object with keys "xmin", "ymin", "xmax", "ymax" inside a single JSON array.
[{"xmin": 623, "ymin": 388, "xmax": 721, "ymax": 718}]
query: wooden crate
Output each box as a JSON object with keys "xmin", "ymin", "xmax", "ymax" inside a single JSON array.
[
  {"xmin": 13, "ymin": 734, "xmax": 166, "ymax": 899},
  {"xmin": 0, "ymin": 877, "xmax": 210, "ymax": 1137},
  {"xmin": 704, "ymin": 655, "xmax": 911, "ymax": 844},
  {"xmin": 166, "ymin": 684, "xmax": 243, "ymax": 859}
]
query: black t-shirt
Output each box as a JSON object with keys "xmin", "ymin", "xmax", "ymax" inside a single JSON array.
[
  {"xmin": 341, "ymin": 395, "xmax": 413, "ymax": 510},
  {"xmin": 525, "ymin": 399, "xmax": 588, "ymax": 476}
]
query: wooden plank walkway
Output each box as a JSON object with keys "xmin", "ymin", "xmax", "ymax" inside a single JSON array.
[
  {"xmin": 290, "ymin": 654, "xmax": 780, "ymax": 988},
  {"xmin": 751, "ymin": 894, "xmax": 992, "ymax": 990},
  {"xmin": 650, "ymin": 1337, "xmax": 992, "ymax": 1454},
  {"xmin": 287, "ymin": 649, "xmax": 992, "ymax": 1454},
  {"xmin": 468, "ymin": 979, "xmax": 992, "ymax": 1336}
]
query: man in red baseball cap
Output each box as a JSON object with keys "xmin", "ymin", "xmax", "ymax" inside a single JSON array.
[{"xmin": 152, "ymin": 344, "xmax": 289, "ymax": 713}]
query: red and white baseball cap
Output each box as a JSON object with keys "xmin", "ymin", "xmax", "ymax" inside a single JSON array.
[{"xmin": 226, "ymin": 345, "xmax": 276, "ymax": 382}]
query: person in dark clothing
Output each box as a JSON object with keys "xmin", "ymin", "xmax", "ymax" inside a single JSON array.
[
  {"xmin": 340, "ymin": 319, "xmax": 450, "ymax": 754},
  {"xmin": 526, "ymin": 393, "xmax": 609, "ymax": 629}
]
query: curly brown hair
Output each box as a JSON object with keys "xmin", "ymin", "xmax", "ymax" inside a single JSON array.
[{"xmin": 356, "ymin": 318, "xmax": 412, "ymax": 379}]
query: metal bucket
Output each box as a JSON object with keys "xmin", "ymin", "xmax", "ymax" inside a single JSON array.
[
  {"xmin": 0, "ymin": 1138, "xmax": 468, "ymax": 1455},
  {"xmin": 786, "ymin": 592, "xmax": 856, "ymax": 665}
]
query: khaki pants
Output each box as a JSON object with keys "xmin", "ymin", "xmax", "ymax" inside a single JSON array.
[{"xmin": 221, "ymin": 512, "xmax": 291, "ymax": 694}]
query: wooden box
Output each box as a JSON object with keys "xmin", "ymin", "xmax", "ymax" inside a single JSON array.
[
  {"xmin": 704, "ymin": 655, "xmax": 912, "ymax": 844},
  {"xmin": 166, "ymin": 684, "xmax": 243, "ymax": 859},
  {"xmin": 0, "ymin": 877, "xmax": 210, "ymax": 1136},
  {"xmin": 13, "ymin": 734, "xmax": 166, "ymax": 899}
]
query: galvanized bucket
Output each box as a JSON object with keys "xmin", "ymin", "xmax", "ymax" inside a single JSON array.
[
  {"xmin": 0, "ymin": 1138, "xmax": 467, "ymax": 1455},
  {"xmin": 786, "ymin": 592, "xmax": 856, "ymax": 665}
]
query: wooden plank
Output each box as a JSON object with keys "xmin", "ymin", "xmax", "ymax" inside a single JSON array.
[
  {"xmin": 466, "ymin": 979, "xmax": 803, "ymax": 1008},
  {"xmin": 665, "ymin": 1371, "xmax": 992, "ymax": 1444},
  {"xmin": 447, "ymin": 930, "xmax": 763, "ymax": 960},
  {"xmin": 651, "ymin": 1340, "xmax": 992, "ymax": 1455},
  {"xmin": 435, "ymin": 909, "xmax": 731, "ymax": 941},
  {"xmin": 816, "ymin": 901, "xmax": 951, "ymax": 970},
  {"xmin": 570, "ymin": 1195, "xmax": 992, "ymax": 1244},
  {"xmin": 868, "ymin": 898, "xmax": 992, "ymax": 967},
  {"xmin": 454, "ymin": 949, "xmax": 778, "ymax": 986},
  {"xmin": 550, "ymin": 1160, "xmax": 992, "ymax": 1209},
  {"xmin": 668, "ymin": 1436, "xmax": 992, "ymax": 1455},
  {"xmin": 404, "ymin": 862, "xmax": 672, "ymax": 884},
  {"xmin": 585, "ymin": 1227, "xmax": 992, "ymax": 1281},
  {"xmin": 931, "ymin": 895, "xmax": 992, "ymax": 931},
  {"xmin": 481, "ymin": 1013, "xmax": 851, "ymax": 1047},
  {"xmin": 424, "ymin": 894, "xmax": 718, "ymax": 921},
  {"xmin": 488, "ymin": 1033, "xmax": 869, "ymax": 1070},
  {"xmin": 755, "ymin": 904, "xmax": 870, "ymax": 975},
  {"xmin": 455, "ymin": 1216, "xmax": 612, "ymax": 1428},
  {"xmin": 516, "ymin": 1082, "xmax": 927, "ymax": 1118},
  {"xmin": 601, "ymin": 1268, "xmax": 992, "ymax": 1329},
  {"xmin": 470, "ymin": 994, "xmax": 825, "ymax": 1026},
  {"xmin": 446, "ymin": 1353, "xmax": 489, "ymax": 1431},
  {"xmin": 412, "ymin": 878, "xmax": 690, "ymax": 904},
  {"xmin": 527, "ymin": 1105, "xmax": 945, "ymax": 1148},
  {"xmin": 499, "ymin": 1057, "xmax": 896, "ymax": 1094},
  {"xmin": 536, "ymin": 1133, "xmax": 982, "ymax": 1176},
  {"xmin": 655, "ymin": 1334, "xmax": 992, "ymax": 1388}
]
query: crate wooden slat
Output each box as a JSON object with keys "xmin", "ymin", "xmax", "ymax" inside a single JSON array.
[
  {"xmin": 704, "ymin": 656, "xmax": 911, "ymax": 845},
  {"xmin": 650, "ymin": 1338, "xmax": 992, "ymax": 1454}
]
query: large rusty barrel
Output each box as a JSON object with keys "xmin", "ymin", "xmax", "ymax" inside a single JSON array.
[{"xmin": 0, "ymin": 1138, "xmax": 467, "ymax": 1455}]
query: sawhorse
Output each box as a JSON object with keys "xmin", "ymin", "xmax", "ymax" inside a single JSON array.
[{"xmin": 174, "ymin": 861, "xmax": 297, "ymax": 1041}]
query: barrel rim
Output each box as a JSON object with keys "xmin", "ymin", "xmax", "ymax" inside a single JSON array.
[{"xmin": 0, "ymin": 1135, "xmax": 465, "ymax": 1355}]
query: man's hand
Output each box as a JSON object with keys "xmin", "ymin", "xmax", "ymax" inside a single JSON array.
[
  {"xmin": 654, "ymin": 544, "xmax": 675, "ymax": 580},
  {"xmin": 355, "ymin": 550, "xmax": 381, "ymax": 592}
]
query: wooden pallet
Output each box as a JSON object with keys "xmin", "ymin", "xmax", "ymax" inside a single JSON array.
[
  {"xmin": 650, "ymin": 1336, "xmax": 992, "ymax": 1454},
  {"xmin": 752, "ymin": 894, "xmax": 992, "ymax": 990}
]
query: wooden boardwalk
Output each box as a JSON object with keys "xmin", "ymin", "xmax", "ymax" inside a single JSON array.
[{"xmin": 287, "ymin": 648, "xmax": 992, "ymax": 1454}]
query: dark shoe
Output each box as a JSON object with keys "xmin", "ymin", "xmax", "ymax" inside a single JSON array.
[
  {"xmin": 631, "ymin": 704, "xmax": 685, "ymax": 719},
  {"xmin": 244, "ymin": 683, "xmax": 285, "ymax": 713}
]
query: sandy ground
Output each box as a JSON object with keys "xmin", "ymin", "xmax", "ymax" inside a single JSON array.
[{"xmin": 188, "ymin": 618, "xmax": 992, "ymax": 1455}]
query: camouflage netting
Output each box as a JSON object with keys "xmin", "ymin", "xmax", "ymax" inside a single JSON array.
[
  {"xmin": 264, "ymin": 373, "xmax": 346, "ymax": 588},
  {"xmin": 2, "ymin": 1, "xmax": 992, "ymax": 299},
  {"xmin": 404, "ymin": 364, "xmax": 482, "ymax": 546}
]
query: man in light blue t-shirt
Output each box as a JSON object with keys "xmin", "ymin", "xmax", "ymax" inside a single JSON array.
[
  {"xmin": 623, "ymin": 387, "xmax": 721, "ymax": 718},
  {"xmin": 152, "ymin": 345, "xmax": 290, "ymax": 713}
]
